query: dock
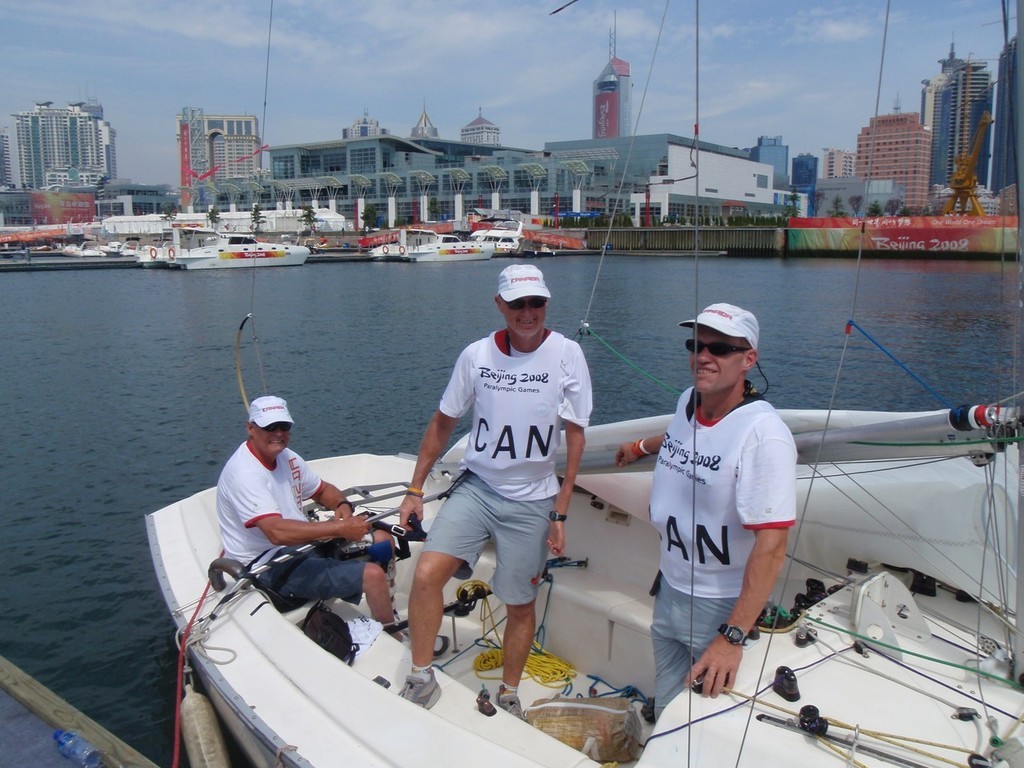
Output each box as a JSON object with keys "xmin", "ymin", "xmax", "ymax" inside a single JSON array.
[
  {"xmin": 0, "ymin": 255, "xmax": 139, "ymax": 272},
  {"xmin": 0, "ymin": 654, "xmax": 158, "ymax": 768}
]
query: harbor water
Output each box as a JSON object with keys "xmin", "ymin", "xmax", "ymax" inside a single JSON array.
[{"xmin": 0, "ymin": 254, "xmax": 1020, "ymax": 765}]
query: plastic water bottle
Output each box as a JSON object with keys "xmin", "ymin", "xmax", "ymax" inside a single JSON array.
[{"xmin": 52, "ymin": 729, "xmax": 103, "ymax": 768}]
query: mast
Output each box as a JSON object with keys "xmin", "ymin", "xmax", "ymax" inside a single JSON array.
[{"xmin": 1015, "ymin": 0, "xmax": 1024, "ymax": 654}]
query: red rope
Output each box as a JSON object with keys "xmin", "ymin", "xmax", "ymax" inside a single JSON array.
[{"xmin": 171, "ymin": 577, "xmax": 215, "ymax": 768}]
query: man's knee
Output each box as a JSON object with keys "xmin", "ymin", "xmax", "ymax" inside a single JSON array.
[
  {"xmin": 362, "ymin": 562, "xmax": 388, "ymax": 594},
  {"xmin": 413, "ymin": 552, "xmax": 460, "ymax": 590}
]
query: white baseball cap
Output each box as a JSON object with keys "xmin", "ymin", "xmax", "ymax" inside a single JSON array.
[
  {"xmin": 497, "ymin": 264, "xmax": 551, "ymax": 302},
  {"xmin": 679, "ymin": 303, "xmax": 759, "ymax": 349},
  {"xmin": 248, "ymin": 395, "xmax": 294, "ymax": 427}
]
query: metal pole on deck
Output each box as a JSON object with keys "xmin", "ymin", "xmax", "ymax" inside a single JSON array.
[{"xmin": 1014, "ymin": 0, "xmax": 1024, "ymax": 657}]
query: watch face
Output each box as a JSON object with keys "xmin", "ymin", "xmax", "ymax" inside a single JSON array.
[{"xmin": 719, "ymin": 624, "xmax": 744, "ymax": 644}]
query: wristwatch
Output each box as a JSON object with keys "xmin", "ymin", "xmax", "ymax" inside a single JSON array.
[
  {"xmin": 548, "ymin": 510, "xmax": 568, "ymax": 522},
  {"xmin": 717, "ymin": 624, "xmax": 746, "ymax": 645}
]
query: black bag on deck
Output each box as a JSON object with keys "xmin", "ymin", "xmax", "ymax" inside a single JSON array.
[{"xmin": 301, "ymin": 600, "xmax": 359, "ymax": 664}]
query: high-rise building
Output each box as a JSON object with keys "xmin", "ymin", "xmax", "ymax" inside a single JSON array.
[
  {"xmin": 855, "ymin": 112, "xmax": 932, "ymax": 212},
  {"xmin": 0, "ymin": 130, "xmax": 12, "ymax": 188},
  {"xmin": 176, "ymin": 108, "xmax": 262, "ymax": 207},
  {"xmin": 343, "ymin": 111, "xmax": 390, "ymax": 140},
  {"xmin": 13, "ymin": 100, "xmax": 116, "ymax": 189},
  {"xmin": 410, "ymin": 104, "xmax": 439, "ymax": 140},
  {"xmin": 791, "ymin": 153, "xmax": 818, "ymax": 213},
  {"xmin": 792, "ymin": 153, "xmax": 818, "ymax": 186},
  {"xmin": 461, "ymin": 109, "xmax": 500, "ymax": 145},
  {"xmin": 921, "ymin": 43, "xmax": 993, "ymax": 189},
  {"xmin": 593, "ymin": 29, "xmax": 632, "ymax": 139},
  {"xmin": 748, "ymin": 136, "xmax": 789, "ymax": 188},
  {"xmin": 991, "ymin": 36, "xmax": 1018, "ymax": 193},
  {"xmin": 822, "ymin": 148, "xmax": 856, "ymax": 178}
]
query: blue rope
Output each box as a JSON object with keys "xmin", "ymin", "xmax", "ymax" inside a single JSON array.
[
  {"xmin": 846, "ymin": 320, "xmax": 954, "ymax": 409},
  {"xmin": 584, "ymin": 674, "xmax": 649, "ymax": 704}
]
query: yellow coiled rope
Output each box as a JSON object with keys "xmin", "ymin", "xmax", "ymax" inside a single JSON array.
[{"xmin": 458, "ymin": 579, "xmax": 577, "ymax": 689}]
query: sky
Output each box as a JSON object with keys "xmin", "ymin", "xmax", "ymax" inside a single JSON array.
[{"xmin": 1, "ymin": 0, "xmax": 1014, "ymax": 187}]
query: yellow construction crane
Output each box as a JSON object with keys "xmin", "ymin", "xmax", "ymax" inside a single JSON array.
[{"xmin": 941, "ymin": 110, "xmax": 993, "ymax": 216}]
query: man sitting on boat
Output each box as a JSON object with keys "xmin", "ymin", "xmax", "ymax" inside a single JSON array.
[
  {"xmin": 615, "ymin": 303, "xmax": 797, "ymax": 718},
  {"xmin": 397, "ymin": 264, "xmax": 593, "ymax": 716},
  {"xmin": 216, "ymin": 395, "xmax": 396, "ymax": 625}
]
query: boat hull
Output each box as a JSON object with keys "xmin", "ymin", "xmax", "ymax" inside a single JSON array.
[{"xmin": 171, "ymin": 246, "xmax": 309, "ymax": 269}]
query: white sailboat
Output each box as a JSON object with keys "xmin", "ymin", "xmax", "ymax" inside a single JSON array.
[
  {"xmin": 146, "ymin": 3, "xmax": 1024, "ymax": 766},
  {"xmin": 146, "ymin": 402, "xmax": 1023, "ymax": 767}
]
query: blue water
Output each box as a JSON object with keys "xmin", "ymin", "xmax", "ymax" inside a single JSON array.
[{"xmin": 0, "ymin": 254, "xmax": 1019, "ymax": 765}]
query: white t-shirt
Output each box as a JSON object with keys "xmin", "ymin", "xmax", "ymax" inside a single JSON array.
[
  {"xmin": 439, "ymin": 329, "xmax": 592, "ymax": 500},
  {"xmin": 216, "ymin": 441, "xmax": 324, "ymax": 564},
  {"xmin": 649, "ymin": 388, "xmax": 797, "ymax": 598}
]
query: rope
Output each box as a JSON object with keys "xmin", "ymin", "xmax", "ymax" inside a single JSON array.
[
  {"xmin": 721, "ymin": 685, "xmax": 977, "ymax": 767},
  {"xmin": 457, "ymin": 579, "xmax": 578, "ymax": 689},
  {"xmin": 582, "ymin": 326, "xmax": 680, "ymax": 395},
  {"xmin": 171, "ymin": 578, "xmax": 215, "ymax": 768},
  {"xmin": 845, "ymin": 320, "xmax": 954, "ymax": 408}
]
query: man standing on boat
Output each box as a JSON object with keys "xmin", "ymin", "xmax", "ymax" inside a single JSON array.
[
  {"xmin": 615, "ymin": 303, "xmax": 796, "ymax": 718},
  {"xmin": 216, "ymin": 395, "xmax": 396, "ymax": 626},
  {"xmin": 397, "ymin": 264, "xmax": 593, "ymax": 716}
]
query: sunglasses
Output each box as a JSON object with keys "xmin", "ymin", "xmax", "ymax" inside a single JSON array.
[
  {"xmin": 685, "ymin": 339, "xmax": 751, "ymax": 356},
  {"xmin": 506, "ymin": 297, "xmax": 548, "ymax": 310},
  {"xmin": 259, "ymin": 421, "xmax": 292, "ymax": 433}
]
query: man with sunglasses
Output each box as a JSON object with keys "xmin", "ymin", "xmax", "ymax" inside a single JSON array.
[
  {"xmin": 216, "ymin": 395, "xmax": 395, "ymax": 625},
  {"xmin": 615, "ymin": 303, "xmax": 796, "ymax": 719},
  {"xmin": 397, "ymin": 264, "xmax": 592, "ymax": 715}
]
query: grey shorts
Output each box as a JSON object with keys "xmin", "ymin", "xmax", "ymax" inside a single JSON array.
[{"xmin": 424, "ymin": 473, "xmax": 553, "ymax": 606}]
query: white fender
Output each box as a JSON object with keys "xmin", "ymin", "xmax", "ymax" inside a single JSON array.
[{"xmin": 180, "ymin": 684, "xmax": 231, "ymax": 768}]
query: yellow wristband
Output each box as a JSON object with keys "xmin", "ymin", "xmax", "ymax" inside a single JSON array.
[{"xmin": 405, "ymin": 487, "xmax": 424, "ymax": 497}]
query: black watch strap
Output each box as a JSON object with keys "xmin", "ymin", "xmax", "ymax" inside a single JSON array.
[{"xmin": 549, "ymin": 511, "xmax": 568, "ymax": 522}]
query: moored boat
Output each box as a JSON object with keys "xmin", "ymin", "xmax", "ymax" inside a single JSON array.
[
  {"xmin": 165, "ymin": 227, "xmax": 309, "ymax": 270},
  {"xmin": 147, "ymin": 401, "xmax": 1024, "ymax": 767},
  {"xmin": 469, "ymin": 220, "xmax": 525, "ymax": 256},
  {"xmin": 369, "ymin": 228, "xmax": 494, "ymax": 262}
]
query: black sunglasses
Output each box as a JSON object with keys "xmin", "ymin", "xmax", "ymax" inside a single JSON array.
[
  {"xmin": 685, "ymin": 339, "xmax": 750, "ymax": 356},
  {"xmin": 506, "ymin": 297, "xmax": 548, "ymax": 310},
  {"xmin": 259, "ymin": 421, "xmax": 292, "ymax": 433}
]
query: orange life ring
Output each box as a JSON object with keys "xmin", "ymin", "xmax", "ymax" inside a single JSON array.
[
  {"xmin": 148, "ymin": 247, "xmax": 157, "ymax": 259},
  {"xmin": 168, "ymin": 247, "xmax": 176, "ymax": 260},
  {"xmin": 382, "ymin": 245, "xmax": 389, "ymax": 255},
  {"xmin": 398, "ymin": 245, "xmax": 406, "ymax": 255}
]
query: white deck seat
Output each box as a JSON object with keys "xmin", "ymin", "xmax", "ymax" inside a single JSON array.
[{"xmin": 538, "ymin": 567, "xmax": 656, "ymax": 697}]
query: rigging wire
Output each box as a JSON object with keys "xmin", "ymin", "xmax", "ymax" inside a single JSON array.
[
  {"xmin": 236, "ymin": 0, "xmax": 276, "ymax": 412},
  {"xmin": 774, "ymin": 0, "xmax": 894, "ymax": 676},
  {"xmin": 580, "ymin": 0, "xmax": 671, "ymax": 329}
]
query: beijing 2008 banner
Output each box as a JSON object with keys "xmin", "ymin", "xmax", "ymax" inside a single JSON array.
[
  {"xmin": 787, "ymin": 216, "xmax": 1018, "ymax": 256},
  {"xmin": 28, "ymin": 191, "xmax": 95, "ymax": 224}
]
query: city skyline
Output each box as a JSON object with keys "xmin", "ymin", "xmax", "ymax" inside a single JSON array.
[{"xmin": 1, "ymin": 0, "xmax": 1011, "ymax": 188}]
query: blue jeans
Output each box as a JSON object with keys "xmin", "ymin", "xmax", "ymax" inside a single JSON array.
[
  {"xmin": 256, "ymin": 550, "xmax": 365, "ymax": 604},
  {"xmin": 651, "ymin": 581, "xmax": 736, "ymax": 718}
]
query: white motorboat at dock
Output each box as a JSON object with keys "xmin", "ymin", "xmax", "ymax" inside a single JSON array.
[
  {"xmin": 368, "ymin": 227, "xmax": 493, "ymax": 262},
  {"xmin": 157, "ymin": 227, "xmax": 309, "ymax": 270}
]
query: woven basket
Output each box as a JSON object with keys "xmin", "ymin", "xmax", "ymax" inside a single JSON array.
[{"xmin": 526, "ymin": 696, "xmax": 642, "ymax": 762}]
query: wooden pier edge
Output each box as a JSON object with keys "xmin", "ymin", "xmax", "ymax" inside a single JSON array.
[{"xmin": 0, "ymin": 653, "xmax": 160, "ymax": 768}]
